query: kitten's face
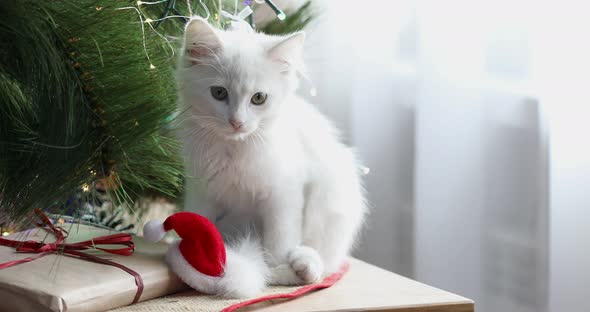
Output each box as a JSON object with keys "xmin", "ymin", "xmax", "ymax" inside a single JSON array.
[{"xmin": 180, "ymin": 18, "xmax": 304, "ymax": 141}]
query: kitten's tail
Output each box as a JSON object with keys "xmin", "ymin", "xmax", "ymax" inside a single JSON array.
[{"xmin": 219, "ymin": 236, "xmax": 269, "ymax": 298}]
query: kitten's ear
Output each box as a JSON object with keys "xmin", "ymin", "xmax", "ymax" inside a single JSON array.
[
  {"xmin": 268, "ymin": 32, "xmax": 305, "ymax": 71},
  {"xmin": 184, "ymin": 17, "xmax": 222, "ymax": 64}
]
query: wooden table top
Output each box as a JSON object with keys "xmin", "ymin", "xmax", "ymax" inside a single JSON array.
[{"xmin": 111, "ymin": 258, "xmax": 474, "ymax": 312}]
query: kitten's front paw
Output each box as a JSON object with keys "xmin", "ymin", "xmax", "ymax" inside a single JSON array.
[{"xmin": 288, "ymin": 246, "xmax": 323, "ymax": 284}]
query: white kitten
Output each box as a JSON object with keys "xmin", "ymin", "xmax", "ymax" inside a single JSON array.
[{"xmin": 177, "ymin": 17, "xmax": 367, "ymax": 297}]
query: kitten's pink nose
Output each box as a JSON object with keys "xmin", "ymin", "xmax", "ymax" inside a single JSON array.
[{"xmin": 229, "ymin": 118, "xmax": 243, "ymax": 130}]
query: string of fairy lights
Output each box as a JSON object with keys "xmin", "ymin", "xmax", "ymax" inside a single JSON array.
[{"xmin": 118, "ymin": 0, "xmax": 288, "ymax": 70}]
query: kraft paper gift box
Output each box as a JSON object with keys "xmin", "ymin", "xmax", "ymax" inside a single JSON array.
[{"xmin": 0, "ymin": 223, "xmax": 188, "ymax": 312}]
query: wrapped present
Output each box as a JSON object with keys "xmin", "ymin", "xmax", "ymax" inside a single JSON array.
[{"xmin": 0, "ymin": 211, "xmax": 188, "ymax": 312}]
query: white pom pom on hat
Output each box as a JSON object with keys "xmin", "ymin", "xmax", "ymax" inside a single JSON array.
[{"xmin": 143, "ymin": 219, "xmax": 167, "ymax": 243}]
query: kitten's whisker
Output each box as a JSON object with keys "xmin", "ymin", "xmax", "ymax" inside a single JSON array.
[
  {"xmin": 177, "ymin": 115, "xmax": 226, "ymax": 130},
  {"xmin": 248, "ymin": 132, "xmax": 260, "ymax": 151},
  {"xmin": 191, "ymin": 125, "xmax": 218, "ymax": 168},
  {"xmin": 194, "ymin": 115, "xmax": 226, "ymax": 123},
  {"xmin": 253, "ymin": 130, "xmax": 267, "ymax": 147}
]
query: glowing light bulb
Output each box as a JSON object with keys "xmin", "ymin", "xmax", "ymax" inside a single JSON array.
[
  {"xmin": 2, "ymin": 232, "xmax": 10, "ymax": 237},
  {"xmin": 82, "ymin": 184, "xmax": 90, "ymax": 192}
]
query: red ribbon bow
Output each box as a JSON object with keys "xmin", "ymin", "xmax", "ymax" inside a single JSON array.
[{"xmin": 0, "ymin": 209, "xmax": 144, "ymax": 304}]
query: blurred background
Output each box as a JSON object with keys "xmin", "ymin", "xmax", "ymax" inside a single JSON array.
[{"xmin": 300, "ymin": 0, "xmax": 590, "ymax": 311}]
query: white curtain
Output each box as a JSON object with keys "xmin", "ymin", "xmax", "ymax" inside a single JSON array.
[
  {"xmin": 414, "ymin": 2, "xmax": 548, "ymax": 312},
  {"xmin": 537, "ymin": 3, "xmax": 590, "ymax": 311},
  {"xmin": 305, "ymin": 1, "xmax": 590, "ymax": 311}
]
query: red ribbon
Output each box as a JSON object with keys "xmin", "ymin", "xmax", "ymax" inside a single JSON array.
[
  {"xmin": 221, "ymin": 262, "xmax": 350, "ymax": 312},
  {"xmin": 0, "ymin": 209, "xmax": 144, "ymax": 304}
]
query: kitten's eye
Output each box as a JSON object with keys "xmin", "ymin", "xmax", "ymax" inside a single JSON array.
[
  {"xmin": 251, "ymin": 92, "xmax": 267, "ymax": 105},
  {"xmin": 210, "ymin": 86, "xmax": 228, "ymax": 101}
]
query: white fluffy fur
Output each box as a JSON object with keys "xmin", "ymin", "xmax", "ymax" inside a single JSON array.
[
  {"xmin": 178, "ymin": 17, "xmax": 367, "ymax": 296},
  {"xmin": 218, "ymin": 237, "xmax": 269, "ymax": 298},
  {"xmin": 166, "ymin": 238, "xmax": 268, "ymax": 298}
]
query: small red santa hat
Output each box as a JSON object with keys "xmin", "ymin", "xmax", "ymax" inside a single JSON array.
[
  {"xmin": 143, "ymin": 212, "xmax": 268, "ymax": 298},
  {"xmin": 143, "ymin": 212, "xmax": 227, "ymax": 288}
]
